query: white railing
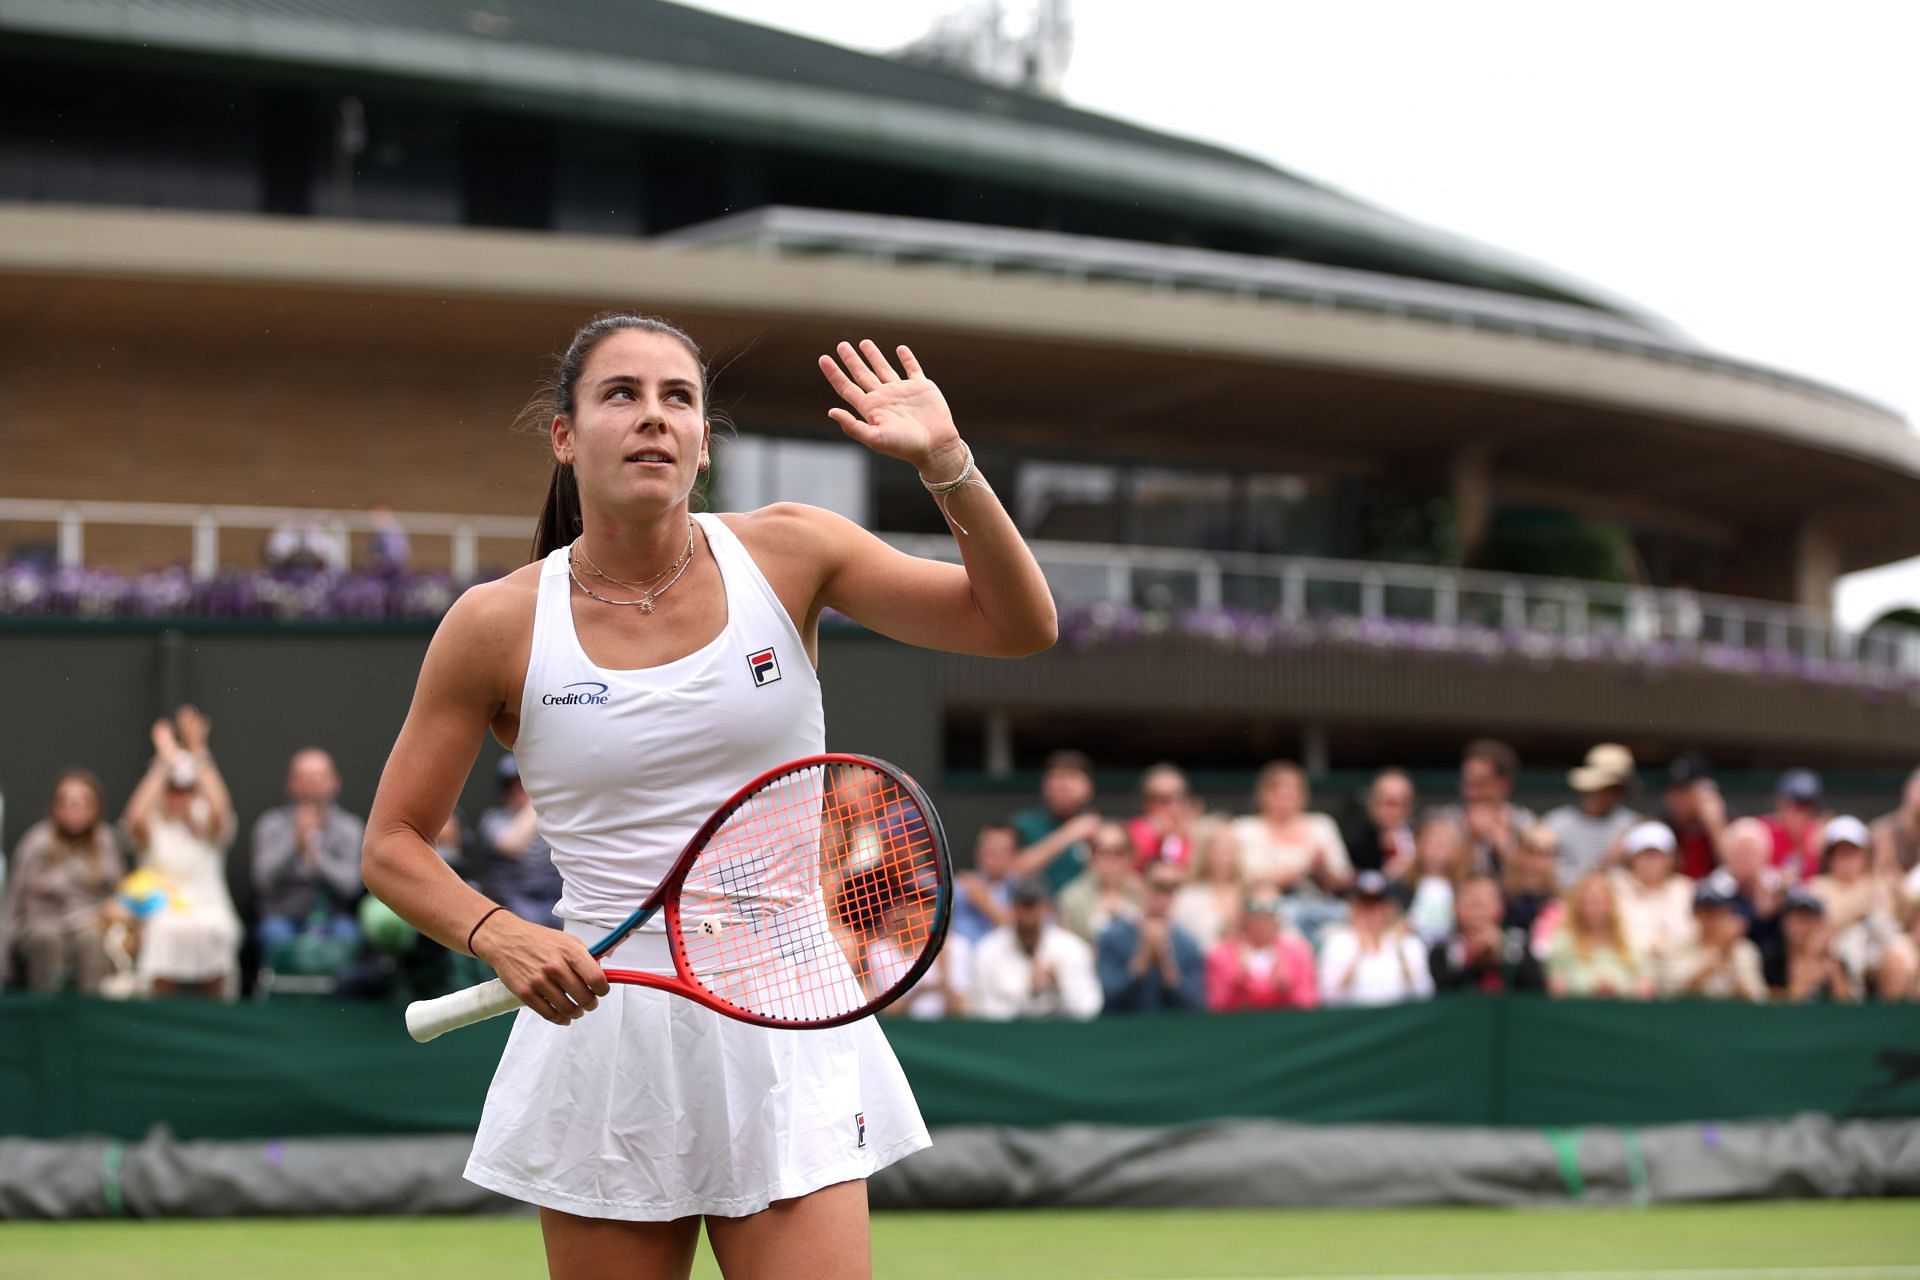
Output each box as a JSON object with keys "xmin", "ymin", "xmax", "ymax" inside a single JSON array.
[
  {"xmin": 884, "ymin": 533, "xmax": 1920, "ymax": 680},
  {"xmin": 0, "ymin": 499, "xmax": 528, "ymax": 582},
  {"xmin": 5, "ymin": 498, "xmax": 1918, "ymax": 679}
]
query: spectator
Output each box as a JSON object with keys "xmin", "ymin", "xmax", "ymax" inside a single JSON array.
[
  {"xmin": 1056, "ymin": 822, "xmax": 1142, "ymax": 943},
  {"xmin": 1232, "ymin": 761, "xmax": 1352, "ymax": 946},
  {"xmin": 1545, "ymin": 873, "xmax": 1651, "ymax": 1000},
  {"xmin": 1811, "ymin": 815, "xmax": 1908, "ymax": 999},
  {"xmin": 479, "ymin": 754, "xmax": 562, "ymax": 929},
  {"xmin": 1010, "ymin": 749, "xmax": 1102, "ymax": 895},
  {"xmin": 1171, "ymin": 823, "xmax": 1244, "ymax": 950},
  {"xmin": 264, "ymin": 518, "xmax": 344, "ymax": 572},
  {"xmin": 366, "ymin": 503, "xmax": 411, "ymax": 573},
  {"xmin": 1541, "ymin": 744, "xmax": 1641, "ymax": 886},
  {"xmin": 1777, "ymin": 888, "xmax": 1851, "ymax": 1003},
  {"xmin": 1870, "ymin": 766, "xmax": 1920, "ymax": 882},
  {"xmin": 970, "ymin": 879, "xmax": 1101, "ymax": 1020},
  {"xmin": 120, "ymin": 708, "xmax": 242, "ymax": 997},
  {"xmin": 1125, "ymin": 762, "xmax": 1204, "ymax": 870},
  {"xmin": 1432, "ymin": 739, "xmax": 1535, "ymax": 875},
  {"xmin": 0, "ymin": 769, "xmax": 123, "ymax": 992},
  {"xmin": 252, "ymin": 747, "xmax": 366, "ymax": 965},
  {"xmin": 1501, "ymin": 824, "xmax": 1560, "ymax": 939},
  {"xmin": 1721, "ymin": 817, "xmax": 1788, "ymax": 987},
  {"xmin": 1663, "ymin": 876, "xmax": 1766, "ymax": 1002},
  {"xmin": 1429, "ymin": 873, "xmax": 1544, "ymax": 994},
  {"xmin": 434, "ymin": 810, "xmax": 478, "ymax": 889},
  {"xmin": 870, "ymin": 894, "xmax": 969, "ymax": 1020},
  {"xmin": 952, "ymin": 821, "xmax": 1019, "ymax": 945},
  {"xmin": 1661, "ymin": 753, "xmax": 1727, "ymax": 881},
  {"xmin": 1097, "ymin": 860, "xmax": 1206, "ymax": 1012},
  {"xmin": 1318, "ymin": 871, "xmax": 1433, "ymax": 1007},
  {"xmin": 1344, "ymin": 768, "xmax": 1416, "ymax": 877},
  {"xmin": 1761, "ymin": 768, "xmax": 1827, "ymax": 883},
  {"xmin": 1394, "ymin": 813, "xmax": 1468, "ymax": 947},
  {"xmin": 1609, "ymin": 820, "xmax": 1697, "ymax": 978},
  {"xmin": 1206, "ymin": 892, "xmax": 1318, "ymax": 1011}
]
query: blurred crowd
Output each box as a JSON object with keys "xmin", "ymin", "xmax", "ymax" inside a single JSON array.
[
  {"xmin": 0, "ymin": 705, "xmax": 546, "ymax": 1000},
  {"xmin": 886, "ymin": 745, "xmax": 1920, "ymax": 1021},
  {"xmin": 6, "ymin": 718, "xmax": 1920, "ymax": 1020}
]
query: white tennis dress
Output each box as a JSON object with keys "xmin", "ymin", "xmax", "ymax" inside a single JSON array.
[{"xmin": 463, "ymin": 514, "xmax": 930, "ymax": 1220}]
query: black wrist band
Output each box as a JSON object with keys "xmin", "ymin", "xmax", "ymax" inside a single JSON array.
[{"xmin": 466, "ymin": 905, "xmax": 506, "ymax": 956}]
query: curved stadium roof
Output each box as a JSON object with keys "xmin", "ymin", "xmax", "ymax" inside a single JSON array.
[{"xmin": 0, "ymin": 0, "xmax": 1667, "ymax": 324}]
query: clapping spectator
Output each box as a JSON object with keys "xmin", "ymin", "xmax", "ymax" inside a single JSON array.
[
  {"xmin": 1171, "ymin": 823, "xmax": 1244, "ymax": 950},
  {"xmin": 1056, "ymin": 822, "xmax": 1141, "ymax": 943},
  {"xmin": 1721, "ymin": 817, "xmax": 1788, "ymax": 987},
  {"xmin": 970, "ymin": 879, "xmax": 1101, "ymax": 1020},
  {"xmin": 1541, "ymin": 744, "xmax": 1641, "ymax": 886},
  {"xmin": 1010, "ymin": 750, "xmax": 1102, "ymax": 895},
  {"xmin": 1777, "ymin": 888, "xmax": 1851, "ymax": 1003},
  {"xmin": 252, "ymin": 747, "xmax": 367, "ymax": 968},
  {"xmin": 1762, "ymin": 769, "xmax": 1826, "ymax": 883},
  {"xmin": 1318, "ymin": 871, "xmax": 1433, "ymax": 1007},
  {"xmin": 1, "ymin": 769, "xmax": 124, "ymax": 992},
  {"xmin": 1395, "ymin": 814, "xmax": 1467, "ymax": 947},
  {"xmin": 1435, "ymin": 739, "xmax": 1535, "ymax": 875},
  {"xmin": 1870, "ymin": 766, "xmax": 1920, "ymax": 882},
  {"xmin": 1609, "ymin": 821, "xmax": 1697, "ymax": 978},
  {"xmin": 1663, "ymin": 875, "xmax": 1766, "ymax": 1002},
  {"xmin": 1811, "ymin": 815, "xmax": 1909, "ymax": 999},
  {"xmin": 1097, "ymin": 860, "xmax": 1205, "ymax": 1012},
  {"xmin": 1429, "ymin": 873, "xmax": 1544, "ymax": 994},
  {"xmin": 1661, "ymin": 753, "xmax": 1726, "ymax": 880},
  {"xmin": 1500, "ymin": 825, "xmax": 1560, "ymax": 938},
  {"xmin": 1233, "ymin": 761, "xmax": 1352, "ymax": 945},
  {"xmin": 952, "ymin": 821, "xmax": 1019, "ymax": 945},
  {"xmin": 1545, "ymin": 873, "xmax": 1650, "ymax": 1000},
  {"xmin": 120, "ymin": 708, "xmax": 242, "ymax": 997},
  {"xmin": 1126, "ymin": 763, "xmax": 1204, "ymax": 870},
  {"xmin": 1205, "ymin": 892, "xmax": 1317, "ymax": 1011},
  {"xmin": 1344, "ymin": 768, "xmax": 1416, "ymax": 876},
  {"xmin": 479, "ymin": 755, "xmax": 562, "ymax": 928}
]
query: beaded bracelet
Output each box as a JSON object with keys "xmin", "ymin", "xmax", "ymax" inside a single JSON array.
[{"xmin": 920, "ymin": 444, "xmax": 977, "ymax": 534}]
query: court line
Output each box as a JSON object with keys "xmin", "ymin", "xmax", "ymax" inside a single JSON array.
[{"xmin": 1117, "ymin": 1272, "xmax": 1920, "ymax": 1280}]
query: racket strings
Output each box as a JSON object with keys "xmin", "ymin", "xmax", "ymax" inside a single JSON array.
[{"xmin": 673, "ymin": 763, "xmax": 944, "ymax": 1023}]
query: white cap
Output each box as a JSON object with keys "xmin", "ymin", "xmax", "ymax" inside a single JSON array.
[
  {"xmin": 1623, "ymin": 820, "xmax": 1676, "ymax": 856},
  {"xmin": 1822, "ymin": 815, "xmax": 1870, "ymax": 851}
]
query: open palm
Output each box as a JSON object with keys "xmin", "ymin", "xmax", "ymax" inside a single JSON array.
[{"xmin": 818, "ymin": 340, "xmax": 964, "ymax": 476}]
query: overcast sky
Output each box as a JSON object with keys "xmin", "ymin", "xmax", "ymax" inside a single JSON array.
[{"xmin": 687, "ymin": 0, "xmax": 1919, "ymax": 625}]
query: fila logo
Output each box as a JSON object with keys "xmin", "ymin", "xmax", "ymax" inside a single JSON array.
[
  {"xmin": 746, "ymin": 646, "xmax": 782, "ymax": 687},
  {"xmin": 855, "ymin": 1111, "xmax": 866, "ymax": 1148}
]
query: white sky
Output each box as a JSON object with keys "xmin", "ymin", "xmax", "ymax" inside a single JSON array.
[{"xmin": 688, "ymin": 0, "xmax": 1920, "ymax": 627}]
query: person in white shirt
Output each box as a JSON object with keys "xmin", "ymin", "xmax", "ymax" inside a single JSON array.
[
  {"xmin": 1609, "ymin": 820, "xmax": 1697, "ymax": 982},
  {"xmin": 1318, "ymin": 871, "xmax": 1434, "ymax": 1007},
  {"xmin": 970, "ymin": 879, "xmax": 1102, "ymax": 1020}
]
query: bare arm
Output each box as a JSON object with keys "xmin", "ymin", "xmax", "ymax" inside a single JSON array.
[
  {"xmin": 812, "ymin": 341, "xmax": 1056, "ymax": 657},
  {"xmin": 1011, "ymin": 812, "xmax": 1101, "ymax": 880},
  {"xmin": 361, "ymin": 582, "xmax": 607, "ymax": 1025}
]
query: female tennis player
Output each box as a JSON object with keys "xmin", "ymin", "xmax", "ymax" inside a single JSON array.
[{"xmin": 362, "ymin": 314, "xmax": 1055, "ymax": 1279}]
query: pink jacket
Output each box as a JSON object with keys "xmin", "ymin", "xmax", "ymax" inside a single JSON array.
[{"xmin": 1205, "ymin": 934, "xmax": 1319, "ymax": 1011}]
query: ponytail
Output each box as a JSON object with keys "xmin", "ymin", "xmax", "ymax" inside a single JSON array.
[{"xmin": 532, "ymin": 461, "xmax": 583, "ymax": 561}]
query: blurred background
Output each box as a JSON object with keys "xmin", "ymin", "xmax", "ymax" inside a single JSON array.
[{"xmin": 1, "ymin": 0, "xmax": 1916, "ymax": 1271}]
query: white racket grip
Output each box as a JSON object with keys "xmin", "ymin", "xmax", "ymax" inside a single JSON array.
[{"xmin": 405, "ymin": 978, "xmax": 525, "ymax": 1043}]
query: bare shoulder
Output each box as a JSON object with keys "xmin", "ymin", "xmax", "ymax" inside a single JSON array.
[
  {"xmin": 430, "ymin": 562, "xmax": 540, "ymax": 673},
  {"xmin": 721, "ymin": 502, "xmax": 855, "ymax": 551}
]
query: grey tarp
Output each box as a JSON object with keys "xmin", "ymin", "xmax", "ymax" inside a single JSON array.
[{"xmin": 4, "ymin": 1117, "xmax": 1917, "ymax": 1218}]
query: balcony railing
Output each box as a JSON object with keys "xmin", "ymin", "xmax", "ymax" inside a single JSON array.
[{"xmin": 4, "ymin": 498, "xmax": 1917, "ymax": 679}]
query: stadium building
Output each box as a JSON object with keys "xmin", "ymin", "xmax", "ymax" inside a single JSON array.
[{"xmin": 4, "ymin": 0, "xmax": 1920, "ymax": 802}]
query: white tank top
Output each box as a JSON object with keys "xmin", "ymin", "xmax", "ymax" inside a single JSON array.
[{"xmin": 513, "ymin": 512, "xmax": 824, "ymax": 929}]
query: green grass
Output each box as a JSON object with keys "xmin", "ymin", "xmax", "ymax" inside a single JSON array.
[{"xmin": 2, "ymin": 1202, "xmax": 1917, "ymax": 1279}]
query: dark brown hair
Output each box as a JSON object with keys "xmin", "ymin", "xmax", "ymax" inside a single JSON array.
[
  {"xmin": 1462, "ymin": 738, "xmax": 1520, "ymax": 781},
  {"xmin": 47, "ymin": 768, "xmax": 106, "ymax": 844},
  {"xmin": 524, "ymin": 313, "xmax": 709, "ymax": 562}
]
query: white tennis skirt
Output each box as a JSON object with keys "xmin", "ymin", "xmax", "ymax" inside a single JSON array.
[{"xmin": 463, "ymin": 922, "xmax": 930, "ymax": 1221}]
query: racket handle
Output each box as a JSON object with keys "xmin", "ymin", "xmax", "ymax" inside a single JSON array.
[{"xmin": 405, "ymin": 977, "xmax": 524, "ymax": 1043}]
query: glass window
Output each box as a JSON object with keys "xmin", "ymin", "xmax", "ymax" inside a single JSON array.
[
  {"xmin": 1014, "ymin": 461, "xmax": 1122, "ymax": 543},
  {"xmin": 716, "ymin": 434, "xmax": 870, "ymax": 526}
]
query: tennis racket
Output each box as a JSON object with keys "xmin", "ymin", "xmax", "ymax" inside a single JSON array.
[{"xmin": 405, "ymin": 753, "xmax": 950, "ymax": 1042}]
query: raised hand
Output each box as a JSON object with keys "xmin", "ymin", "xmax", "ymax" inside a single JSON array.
[
  {"xmin": 818, "ymin": 340, "xmax": 965, "ymax": 478},
  {"xmin": 151, "ymin": 718, "xmax": 180, "ymax": 763},
  {"xmin": 175, "ymin": 704, "xmax": 211, "ymax": 754}
]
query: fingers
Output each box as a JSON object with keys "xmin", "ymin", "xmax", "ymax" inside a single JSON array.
[
  {"xmin": 833, "ymin": 340, "xmax": 883, "ymax": 391},
  {"xmin": 896, "ymin": 345, "xmax": 923, "ymax": 379},
  {"xmin": 857, "ymin": 338, "xmax": 901, "ymax": 382},
  {"xmin": 817, "ymin": 353, "xmax": 866, "ymax": 406},
  {"xmin": 827, "ymin": 406, "xmax": 871, "ymax": 440}
]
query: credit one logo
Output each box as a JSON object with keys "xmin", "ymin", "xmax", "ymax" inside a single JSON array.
[{"xmin": 542, "ymin": 681, "xmax": 611, "ymax": 706}]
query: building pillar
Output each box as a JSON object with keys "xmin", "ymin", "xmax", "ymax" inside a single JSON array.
[
  {"xmin": 1795, "ymin": 514, "xmax": 1842, "ymax": 617},
  {"xmin": 1301, "ymin": 723, "xmax": 1330, "ymax": 778},
  {"xmin": 1451, "ymin": 439, "xmax": 1493, "ymax": 563}
]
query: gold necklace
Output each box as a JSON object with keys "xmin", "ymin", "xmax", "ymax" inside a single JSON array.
[
  {"xmin": 566, "ymin": 531, "xmax": 696, "ymax": 613},
  {"xmin": 576, "ymin": 521, "xmax": 692, "ymax": 590}
]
